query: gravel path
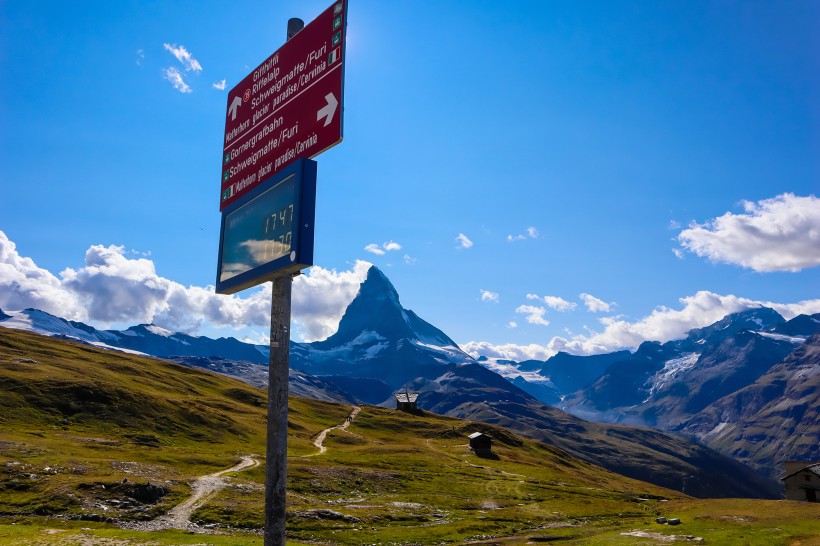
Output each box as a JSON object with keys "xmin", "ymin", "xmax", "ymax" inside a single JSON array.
[
  {"xmin": 122, "ymin": 455, "xmax": 258, "ymax": 532},
  {"xmin": 310, "ymin": 405, "xmax": 361, "ymax": 456}
]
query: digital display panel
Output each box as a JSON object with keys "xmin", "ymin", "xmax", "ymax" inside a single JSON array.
[
  {"xmin": 216, "ymin": 158, "xmax": 316, "ymax": 294},
  {"xmin": 220, "ymin": 174, "xmax": 297, "ymax": 282}
]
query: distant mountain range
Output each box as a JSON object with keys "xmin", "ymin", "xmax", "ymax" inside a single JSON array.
[{"xmin": 2, "ymin": 266, "xmax": 797, "ymax": 499}]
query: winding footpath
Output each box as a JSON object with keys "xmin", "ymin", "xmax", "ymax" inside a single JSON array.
[
  {"xmin": 121, "ymin": 407, "xmax": 360, "ymax": 533},
  {"xmin": 310, "ymin": 405, "xmax": 361, "ymax": 456},
  {"xmin": 126, "ymin": 455, "xmax": 259, "ymax": 532}
]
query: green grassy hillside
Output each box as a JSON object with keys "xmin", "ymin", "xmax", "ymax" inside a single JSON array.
[{"xmin": 1, "ymin": 328, "xmax": 819, "ymax": 545}]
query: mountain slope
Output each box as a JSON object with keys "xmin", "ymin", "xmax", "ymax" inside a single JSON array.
[
  {"xmin": 679, "ymin": 334, "xmax": 820, "ymax": 477},
  {"xmin": 291, "ymin": 267, "xmax": 475, "ymax": 387},
  {"xmin": 0, "ymin": 327, "xmax": 705, "ymax": 544},
  {"xmin": 293, "ymin": 267, "xmax": 782, "ymax": 499},
  {"xmin": 0, "ymin": 308, "xmax": 267, "ymax": 363},
  {"xmin": 562, "ymin": 309, "xmax": 800, "ymax": 427},
  {"xmin": 5, "ymin": 327, "xmax": 818, "ymax": 545}
]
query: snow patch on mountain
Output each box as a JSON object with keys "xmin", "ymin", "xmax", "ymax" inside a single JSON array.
[
  {"xmin": 477, "ymin": 357, "xmax": 555, "ymax": 386},
  {"xmin": 644, "ymin": 352, "xmax": 700, "ymax": 401},
  {"xmin": 145, "ymin": 324, "xmax": 175, "ymax": 337},
  {"xmin": 702, "ymin": 421, "xmax": 734, "ymax": 441},
  {"xmin": 0, "ymin": 308, "xmax": 113, "ymax": 343},
  {"xmin": 87, "ymin": 342, "xmax": 150, "ymax": 356},
  {"xmin": 755, "ymin": 331, "xmax": 806, "ymax": 344}
]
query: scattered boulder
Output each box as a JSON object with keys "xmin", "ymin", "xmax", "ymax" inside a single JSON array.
[
  {"xmin": 116, "ymin": 482, "xmax": 168, "ymax": 504},
  {"xmin": 291, "ymin": 509, "xmax": 360, "ymax": 522}
]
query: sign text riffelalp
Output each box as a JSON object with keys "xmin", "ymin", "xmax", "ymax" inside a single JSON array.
[{"xmin": 220, "ymin": 0, "xmax": 346, "ymax": 210}]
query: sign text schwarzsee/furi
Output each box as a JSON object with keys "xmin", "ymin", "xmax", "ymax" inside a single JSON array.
[{"xmin": 219, "ymin": 0, "xmax": 346, "ymax": 211}]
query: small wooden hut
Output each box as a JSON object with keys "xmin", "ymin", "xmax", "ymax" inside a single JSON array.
[
  {"xmin": 781, "ymin": 461, "xmax": 820, "ymax": 502},
  {"xmin": 468, "ymin": 432, "xmax": 492, "ymax": 452},
  {"xmin": 394, "ymin": 391, "xmax": 419, "ymax": 412}
]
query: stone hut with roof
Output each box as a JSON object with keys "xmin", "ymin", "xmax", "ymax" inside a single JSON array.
[
  {"xmin": 468, "ymin": 432, "xmax": 493, "ymax": 452},
  {"xmin": 394, "ymin": 391, "xmax": 419, "ymax": 412},
  {"xmin": 781, "ymin": 461, "xmax": 820, "ymax": 502}
]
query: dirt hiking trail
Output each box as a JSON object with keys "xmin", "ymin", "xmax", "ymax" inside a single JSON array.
[{"xmin": 309, "ymin": 405, "xmax": 361, "ymax": 456}]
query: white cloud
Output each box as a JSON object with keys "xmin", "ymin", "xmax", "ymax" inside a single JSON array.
[
  {"xmin": 543, "ymin": 296, "xmax": 576, "ymax": 312},
  {"xmin": 677, "ymin": 193, "xmax": 820, "ymax": 272},
  {"xmin": 506, "ymin": 321, "xmax": 518, "ymax": 329},
  {"xmin": 480, "ymin": 290, "xmax": 499, "ymax": 303},
  {"xmin": 507, "ymin": 226, "xmax": 539, "ymax": 242},
  {"xmin": 455, "ymin": 233, "xmax": 473, "ymax": 249},
  {"xmin": 598, "ymin": 315, "xmax": 625, "ymax": 326},
  {"xmin": 364, "ymin": 241, "xmax": 402, "ymax": 256},
  {"xmin": 464, "ymin": 290, "xmax": 820, "ymax": 361},
  {"xmin": 163, "ymin": 43, "xmax": 202, "ymax": 72},
  {"xmin": 403, "ymin": 254, "xmax": 416, "ymax": 265},
  {"xmin": 212, "ymin": 79, "xmax": 226, "ymax": 91},
  {"xmin": 580, "ymin": 293, "xmax": 612, "ymax": 313},
  {"xmin": 136, "ymin": 49, "xmax": 144, "ymax": 66},
  {"xmin": 515, "ymin": 305, "xmax": 550, "ymax": 326},
  {"xmin": 525, "ymin": 293, "xmax": 575, "ymax": 311},
  {"xmin": 462, "ymin": 340, "xmax": 553, "ymax": 362},
  {"xmin": 291, "ymin": 261, "xmax": 372, "ymax": 341},
  {"xmin": 0, "ymin": 230, "xmax": 370, "ymax": 343},
  {"xmin": 0, "ymin": 231, "xmax": 83, "ymax": 320},
  {"xmin": 163, "ymin": 67, "xmax": 191, "ymax": 93}
]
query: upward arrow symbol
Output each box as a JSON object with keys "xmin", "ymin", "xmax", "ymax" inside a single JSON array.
[
  {"xmin": 227, "ymin": 96, "xmax": 242, "ymax": 121},
  {"xmin": 316, "ymin": 93, "xmax": 338, "ymax": 127}
]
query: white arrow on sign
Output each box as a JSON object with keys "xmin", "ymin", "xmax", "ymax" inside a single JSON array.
[
  {"xmin": 227, "ymin": 96, "xmax": 242, "ymax": 121},
  {"xmin": 316, "ymin": 93, "xmax": 338, "ymax": 127}
]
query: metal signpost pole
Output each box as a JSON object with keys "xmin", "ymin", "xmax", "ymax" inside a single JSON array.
[
  {"xmin": 265, "ymin": 274, "xmax": 292, "ymax": 545},
  {"xmin": 264, "ymin": 18, "xmax": 304, "ymax": 546}
]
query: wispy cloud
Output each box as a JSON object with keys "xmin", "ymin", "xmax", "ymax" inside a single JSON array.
[
  {"xmin": 677, "ymin": 193, "xmax": 820, "ymax": 272},
  {"xmin": 507, "ymin": 226, "xmax": 539, "ymax": 242},
  {"xmin": 163, "ymin": 67, "xmax": 191, "ymax": 93},
  {"xmin": 136, "ymin": 49, "xmax": 144, "ymax": 66},
  {"xmin": 455, "ymin": 233, "xmax": 473, "ymax": 249},
  {"xmin": 161, "ymin": 43, "xmax": 202, "ymax": 93},
  {"xmin": 364, "ymin": 240, "xmax": 402, "ymax": 255},
  {"xmin": 163, "ymin": 43, "xmax": 202, "ymax": 72},
  {"xmin": 212, "ymin": 79, "xmax": 226, "ymax": 91},
  {"xmin": 580, "ymin": 293, "xmax": 612, "ymax": 313},
  {"xmin": 480, "ymin": 289, "xmax": 499, "ymax": 303},
  {"xmin": 507, "ymin": 321, "xmax": 518, "ymax": 329}
]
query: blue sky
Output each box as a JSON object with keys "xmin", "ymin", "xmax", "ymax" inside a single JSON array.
[{"xmin": 1, "ymin": 1, "xmax": 818, "ymax": 360}]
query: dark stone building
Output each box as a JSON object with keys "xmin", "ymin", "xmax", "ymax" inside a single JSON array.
[
  {"xmin": 782, "ymin": 461, "xmax": 820, "ymax": 502},
  {"xmin": 468, "ymin": 432, "xmax": 492, "ymax": 452},
  {"xmin": 394, "ymin": 392, "xmax": 418, "ymax": 412}
]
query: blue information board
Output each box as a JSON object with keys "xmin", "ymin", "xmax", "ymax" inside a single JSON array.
[{"xmin": 216, "ymin": 158, "xmax": 316, "ymax": 294}]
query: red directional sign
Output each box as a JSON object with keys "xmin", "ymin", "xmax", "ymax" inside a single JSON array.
[{"xmin": 220, "ymin": 0, "xmax": 347, "ymax": 210}]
